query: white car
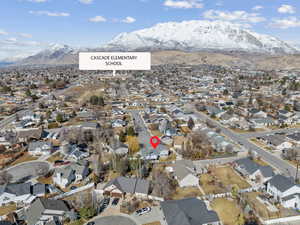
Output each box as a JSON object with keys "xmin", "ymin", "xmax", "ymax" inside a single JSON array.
[{"xmin": 136, "ymin": 207, "xmax": 151, "ymax": 216}]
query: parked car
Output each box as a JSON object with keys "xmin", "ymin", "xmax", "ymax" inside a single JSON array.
[
  {"xmin": 54, "ymin": 160, "xmax": 70, "ymax": 166},
  {"xmin": 103, "ymin": 197, "xmax": 110, "ymax": 207},
  {"xmin": 136, "ymin": 207, "xmax": 151, "ymax": 216},
  {"xmin": 112, "ymin": 198, "xmax": 119, "ymax": 206},
  {"xmin": 87, "ymin": 222, "xmax": 95, "ymax": 225}
]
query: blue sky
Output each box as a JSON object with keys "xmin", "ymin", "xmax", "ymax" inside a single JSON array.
[{"xmin": 1, "ymin": 0, "xmax": 300, "ymax": 59}]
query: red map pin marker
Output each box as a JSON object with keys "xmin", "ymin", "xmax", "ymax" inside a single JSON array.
[{"xmin": 150, "ymin": 136, "xmax": 160, "ymax": 149}]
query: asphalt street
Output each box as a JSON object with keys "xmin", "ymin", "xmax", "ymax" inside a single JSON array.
[
  {"xmin": 130, "ymin": 110, "xmax": 168, "ymax": 158},
  {"xmin": 185, "ymin": 104, "xmax": 298, "ymax": 178},
  {"xmin": 240, "ymin": 127, "xmax": 300, "ymax": 139}
]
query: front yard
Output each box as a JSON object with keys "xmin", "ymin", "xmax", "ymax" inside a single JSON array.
[
  {"xmin": 200, "ymin": 166, "xmax": 250, "ymax": 194},
  {"xmin": 211, "ymin": 198, "xmax": 242, "ymax": 225},
  {"xmin": 9, "ymin": 153, "xmax": 38, "ymax": 166},
  {"xmin": 0, "ymin": 203, "xmax": 17, "ymax": 216},
  {"xmin": 171, "ymin": 187, "xmax": 203, "ymax": 200},
  {"xmin": 46, "ymin": 152, "xmax": 64, "ymax": 163}
]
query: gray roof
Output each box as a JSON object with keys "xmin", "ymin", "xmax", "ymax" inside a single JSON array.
[
  {"xmin": 261, "ymin": 135, "xmax": 286, "ymax": 146},
  {"xmin": 32, "ymin": 183, "xmax": 46, "ymax": 195},
  {"xmin": 236, "ymin": 158, "xmax": 274, "ymax": 178},
  {"xmin": 160, "ymin": 198, "xmax": 220, "ymax": 225},
  {"xmin": 173, "ymin": 160, "xmax": 196, "ymax": 181},
  {"xmin": 269, "ymin": 175, "xmax": 298, "ymax": 192},
  {"xmin": 28, "ymin": 141, "xmax": 52, "ymax": 151},
  {"xmin": 25, "ymin": 198, "xmax": 69, "ymax": 225},
  {"xmin": 55, "ymin": 163, "xmax": 87, "ymax": 179},
  {"xmin": 5, "ymin": 183, "xmax": 31, "ymax": 196},
  {"xmin": 104, "ymin": 176, "xmax": 149, "ymax": 195}
]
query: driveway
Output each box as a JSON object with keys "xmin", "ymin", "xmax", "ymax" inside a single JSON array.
[
  {"xmin": 93, "ymin": 215, "xmax": 137, "ymax": 225},
  {"xmin": 131, "ymin": 206, "xmax": 167, "ymax": 225},
  {"xmin": 6, "ymin": 161, "xmax": 50, "ymax": 183}
]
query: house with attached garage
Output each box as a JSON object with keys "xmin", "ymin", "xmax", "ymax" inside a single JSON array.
[
  {"xmin": 28, "ymin": 141, "xmax": 53, "ymax": 156},
  {"xmin": 25, "ymin": 198, "xmax": 70, "ymax": 225},
  {"xmin": 166, "ymin": 160, "xmax": 198, "ymax": 188},
  {"xmin": 52, "ymin": 163, "xmax": 89, "ymax": 189},
  {"xmin": 258, "ymin": 135, "xmax": 293, "ymax": 151},
  {"xmin": 250, "ymin": 117, "xmax": 276, "ymax": 129},
  {"xmin": 160, "ymin": 198, "xmax": 221, "ymax": 225},
  {"xmin": 235, "ymin": 158, "xmax": 274, "ymax": 184},
  {"xmin": 0, "ymin": 183, "xmax": 47, "ymax": 206},
  {"xmin": 267, "ymin": 174, "xmax": 300, "ymax": 209},
  {"xmin": 103, "ymin": 176, "xmax": 149, "ymax": 198}
]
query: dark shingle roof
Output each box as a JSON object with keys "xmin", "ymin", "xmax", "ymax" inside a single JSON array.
[
  {"xmin": 104, "ymin": 176, "xmax": 149, "ymax": 195},
  {"xmin": 236, "ymin": 158, "xmax": 274, "ymax": 178},
  {"xmin": 25, "ymin": 198, "xmax": 69, "ymax": 225},
  {"xmin": 5, "ymin": 183, "xmax": 31, "ymax": 196},
  {"xmin": 269, "ymin": 175, "xmax": 298, "ymax": 192},
  {"xmin": 160, "ymin": 198, "xmax": 220, "ymax": 225}
]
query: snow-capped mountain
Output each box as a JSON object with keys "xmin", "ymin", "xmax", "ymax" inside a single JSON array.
[
  {"xmin": 104, "ymin": 20, "xmax": 298, "ymax": 54},
  {"xmin": 18, "ymin": 44, "xmax": 77, "ymax": 65}
]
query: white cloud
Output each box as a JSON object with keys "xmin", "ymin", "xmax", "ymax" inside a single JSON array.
[
  {"xmin": 5, "ymin": 38, "xmax": 17, "ymax": 43},
  {"xmin": 19, "ymin": 33, "xmax": 32, "ymax": 38},
  {"xmin": 0, "ymin": 30, "xmax": 8, "ymax": 35},
  {"xmin": 121, "ymin": 16, "xmax": 136, "ymax": 23},
  {"xmin": 203, "ymin": 10, "xmax": 265, "ymax": 23},
  {"xmin": 278, "ymin": 5, "xmax": 296, "ymax": 14},
  {"xmin": 252, "ymin": 5, "xmax": 263, "ymax": 11},
  {"xmin": 0, "ymin": 39, "xmax": 46, "ymax": 60},
  {"xmin": 164, "ymin": 0, "xmax": 203, "ymax": 9},
  {"xmin": 79, "ymin": 0, "xmax": 93, "ymax": 4},
  {"xmin": 270, "ymin": 17, "xmax": 300, "ymax": 29},
  {"xmin": 89, "ymin": 16, "xmax": 107, "ymax": 23},
  {"xmin": 29, "ymin": 10, "xmax": 70, "ymax": 17}
]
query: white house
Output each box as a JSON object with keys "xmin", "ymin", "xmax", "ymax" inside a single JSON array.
[
  {"xmin": 52, "ymin": 164, "xmax": 89, "ymax": 188},
  {"xmin": 267, "ymin": 175, "xmax": 300, "ymax": 209},
  {"xmin": 28, "ymin": 141, "xmax": 52, "ymax": 156},
  {"xmin": 235, "ymin": 158, "xmax": 274, "ymax": 184},
  {"xmin": 0, "ymin": 183, "xmax": 45, "ymax": 206}
]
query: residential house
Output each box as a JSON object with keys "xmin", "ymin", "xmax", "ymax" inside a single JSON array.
[
  {"xmin": 79, "ymin": 122, "xmax": 100, "ymax": 130},
  {"xmin": 259, "ymin": 135, "xmax": 293, "ymax": 151},
  {"xmin": 25, "ymin": 198, "xmax": 69, "ymax": 225},
  {"xmin": 28, "ymin": 141, "xmax": 52, "ymax": 156},
  {"xmin": 167, "ymin": 160, "xmax": 198, "ymax": 188},
  {"xmin": 52, "ymin": 163, "xmax": 89, "ymax": 188},
  {"xmin": 267, "ymin": 175, "xmax": 300, "ymax": 209},
  {"xmin": 206, "ymin": 106, "xmax": 224, "ymax": 118},
  {"xmin": 160, "ymin": 198, "xmax": 221, "ymax": 225},
  {"xmin": 173, "ymin": 136, "xmax": 185, "ymax": 150},
  {"xmin": 235, "ymin": 158, "xmax": 274, "ymax": 183},
  {"xmin": 103, "ymin": 176, "xmax": 149, "ymax": 198},
  {"xmin": 0, "ymin": 183, "xmax": 47, "ymax": 206},
  {"xmin": 249, "ymin": 109, "xmax": 267, "ymax": 118},
  {"xmin": 287, "ymin": 133, "xmax": 300, "ymax": 145},
  {"xmin": 250, "ymin": 117, "xmax": 276, "ymax": 129}
]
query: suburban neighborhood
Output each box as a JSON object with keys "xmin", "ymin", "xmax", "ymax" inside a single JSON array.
[{"xmin": 0, "ymin": 63, "xmax": 300, "ymax": 225}]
